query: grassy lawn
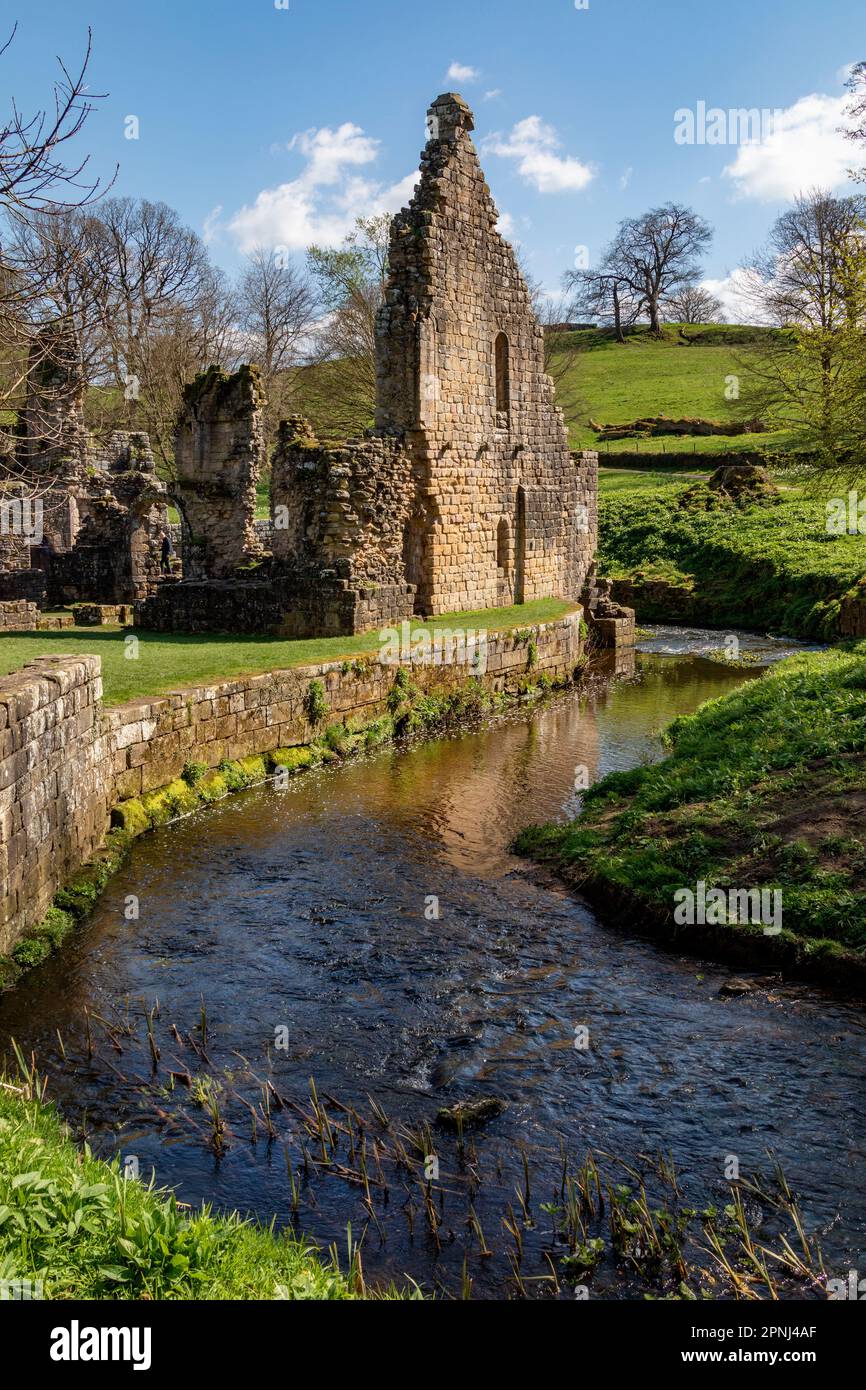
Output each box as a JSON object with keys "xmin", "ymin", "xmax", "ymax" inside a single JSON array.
[
  {"xmin": 599, "ymin": 466, "xmax": 711, "ymax": 495},
  {"xmin": 0, "ymin": 598, "xmax": 578, "ymax": 706},
  {"xmin": 552, "ymin": 324, "xmax": 796, "ymax": 455},
  {"xmin": 516, "ymin": 641, "xmax": 866, "ymax": 975},
  {"xmin": 0, "ymin": 1074, "xmax": 413, "ymax": 1300}
]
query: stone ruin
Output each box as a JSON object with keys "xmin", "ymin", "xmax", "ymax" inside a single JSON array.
[
  {"xmin": 0, "ymin": 317, "xmax": 169, "ymax": 624},
  {"xmin": 173, "ymin": 365, "xmax": 266, "ymax": 579},
  {"xmin": 141, "ymin": 92, "xmax": 601, "ymax": 637}
]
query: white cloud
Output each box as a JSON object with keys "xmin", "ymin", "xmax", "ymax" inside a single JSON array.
[
  {"xmin": 483, "ymin": 116, "xmax": 595, "ymax": 194},
  {"xmin": 202, "ymin": 204, "xmax": 223, "ymax": 246},
  {"xmin": 496, "ymin": 210, "xmax": 516, "ymax": 239},
  {"xmin": 286, "ymin": 123, "xmax": 379, "ymax": 186},
  {"xmin": 447, "ymin": 62, "xmax": 479, "ymax": 83},
  {"xmin": 484, "ymin": 89, "xmax": 502, "ymax": 102},
  {"xmin": 723, "ymin": 91, "xmax": 854, "ymax": 201},
  {"xmin": 701, "ymin": 269, "xmax": 771, "ymax": 325},
  {"xmin": 228, "ymin": 122, "xmax": 419, "ymax": 253},
  {"xmin": 619, "ymin": 166, "xmax": 633, "ymax": 191}
]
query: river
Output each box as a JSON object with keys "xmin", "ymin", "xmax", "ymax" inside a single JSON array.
[{"xmin": 1, "ymin": 627, "xmax": 862, "ymax": 1298}]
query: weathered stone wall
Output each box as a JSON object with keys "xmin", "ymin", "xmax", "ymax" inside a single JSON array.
[
  {"xmin": 0, "ymin": 612, "xmax": 583, "ymax": 955},
  {"xmin": 0, "ymin": 482, "xmax": 40, "ymax": 572},
  {"xmin": 0, "ymin": 655, "xmax": 113, "ymax": 955},
  {"xmin": 375, "ymin": 92, "xmax": 596, "ymax": 615},
  {"xmin": 174, "ymin": 366, "xmax": 265, "ymax": 579},
  {"xmin": 0, "ymin": 600, "xmax": 39, "ymax": 631},
  {"xmin": 20, "ymin": 319, "xmax": 88, "ymax": 554},
  {"xmin": 267, "ymin": 416, "xmax": 418, "ymax": 634},
  {"xmin": 0, "ymin": 570, "xmax": 46, "ymax": 606},
  {"xmin": 261, "ymin": 94, "xmax": 598, "ymax": 636},
  {"xmin": 46, "ymin": 433, "xmax": 168, "ymax": 606}
]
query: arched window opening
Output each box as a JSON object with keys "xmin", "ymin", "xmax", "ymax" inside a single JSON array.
[
  {"xmin": 496, "ymin": 517, "xmax": 510, "ymax": 574},
  {"xmin": 494, "ymin": 332, "xmax": 510, "ymax": 426}
]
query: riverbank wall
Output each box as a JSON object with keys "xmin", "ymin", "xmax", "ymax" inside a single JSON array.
[{"xmin": 1, "ymin": 611, "xmax": 585, "ymax": 963}]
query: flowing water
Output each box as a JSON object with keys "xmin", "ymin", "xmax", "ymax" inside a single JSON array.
[{"xmin": 1, "ymin": 627, "xmax": 863, "ymax": 1297}]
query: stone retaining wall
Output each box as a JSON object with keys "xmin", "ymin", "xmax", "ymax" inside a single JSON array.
[
  {"xmin": 1, "ymin": 611, "xmax": 584, "ymax": 957},
  {"xmin": 0, "ymin": 655, "xmax": 113, "ymax": 954}
]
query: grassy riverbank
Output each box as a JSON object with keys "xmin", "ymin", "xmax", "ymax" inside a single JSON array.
[
  {"xmin": 0, "ymin": 1070, "xmax": 410, "ymax": 1300},
  {"xmin": 598, "ymin": 482, "xmax": 866, "ymax": 638},
  {"xmin": 0, "ymin": 598, "xmax": 576, "ymax": 706},
  {"xmin": 516, "ymin": 642, "xmax": 866, "ymax": 989}
]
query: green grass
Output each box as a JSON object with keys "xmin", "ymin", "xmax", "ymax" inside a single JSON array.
[
  {"xmin": 0, "ymin": 1073, "xmax": 415, "ymax": 1300},
  {"xmin": 552, "ymin": 324, "xmax": 796, "ymax": 454},
  {"xmin": 516, "ymin": 642, "xmax": 866, "ymax": 972},
  {"xmin": 597, "ymin": 482, "xmax": 866, "ymax": 637},
  {"xmin": 0, "ymin": 598, "xmax": 577, "ymax": 706},
  {"xmin": 599, "ymin": 466, "xmax": 711, "ymax": 495}
]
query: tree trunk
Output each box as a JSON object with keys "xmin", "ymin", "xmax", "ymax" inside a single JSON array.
[{"xmin": 613, "ymin": 284, "xmax": 625, "ymax": 343}]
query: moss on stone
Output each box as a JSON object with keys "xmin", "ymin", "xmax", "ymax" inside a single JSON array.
[
  {"xmin": 112, "ymin": 798, "xmax": 150, "ymax": 837},
  {"xmin": 271, "ymin": 746, "xmax": 319, "ymax": 773},
  {"xmin": 197, "ymin": 770, "xmax": 229, "ymax": 803},
  {"xmin": 4, "ymin": 639, "xmax": 581, "ymax": 994}
]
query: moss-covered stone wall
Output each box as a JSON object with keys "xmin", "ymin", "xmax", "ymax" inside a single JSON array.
[{"xmin": 1, "ymin": 611, "xmax": 584, "ymax": 975}]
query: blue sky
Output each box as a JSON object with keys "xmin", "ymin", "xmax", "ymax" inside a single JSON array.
[{"xmin": 5, "ymin": 0, "xmax": 864, "ymax": 313}]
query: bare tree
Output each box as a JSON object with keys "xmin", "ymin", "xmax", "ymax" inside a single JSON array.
[
  {"xmin": 662, "ymin": 284, "xmax": 723, "ymax": 324},
  {"xmin": 81, "ymin": 198, "xmax": 226, "ymax": 468},
  {"xmin": 748, "ymin": 190, "xmax": 865, "ymax": 331},
  {"xmin": 0, "ymin": 25, "xmax": 111, "ymax": 230},
  {"xmin": 0, "ymin": 25, "xmax": 113, "ymax": 468},
  {"xmin": 236, "ymin": 248, "xmax": 316, "ymax": 454},
  {"xmin": 565, "ymin": 260, "xmax": 642, "ymax": 343},
  {"xmin": 613, "ymin": 204, "xmax": 713, "ymax": 336},
  {"xmin": 844, "ymin": 61, "xmax": 866, "ymax": 182}
]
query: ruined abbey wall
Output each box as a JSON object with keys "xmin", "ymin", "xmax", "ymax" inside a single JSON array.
[
  {"xmin": 268, "ymin": 93, "xmax": 597, "ymax": 631},
  {"xmin": 375, "ymin": 92, "xmax": 596, "ymax": 615},
  {"xmin": 174, "ymin": 366, "xmax": 265, "ymax": 579}
]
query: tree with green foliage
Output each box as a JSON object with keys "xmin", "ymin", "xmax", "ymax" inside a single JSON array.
[
  {"xmin": 745, "ymin": 189, "xmax": 866, "ymax": 480},
  {"xmin": 304, "ymin": 214, "xmax": 391, "ymax": 436}
]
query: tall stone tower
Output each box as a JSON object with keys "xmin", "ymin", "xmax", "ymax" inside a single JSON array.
[{"xmin": 375, "ymin": 91, "xmax": 596, "ymax": 616}]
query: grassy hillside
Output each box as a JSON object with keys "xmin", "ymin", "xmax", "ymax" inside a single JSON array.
[
  {"xmin": 597, "ymin": 482, "xmax": 866, "ymax": 637},
  {"xmin": 516, "ymin": 641, "xmax": 866, "ymax": 987},
  {"xmin": 552, "ymin": 324, "xmax": 794, "ymax": 455},
  {"xmin": 598, "ymin": 465, "xmax": 711, "ymax": 495}
]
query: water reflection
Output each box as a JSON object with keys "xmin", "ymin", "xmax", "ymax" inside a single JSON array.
[{"xmin": 0, "ymin": 630, "xmax": 863, "ymax": 1295}]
